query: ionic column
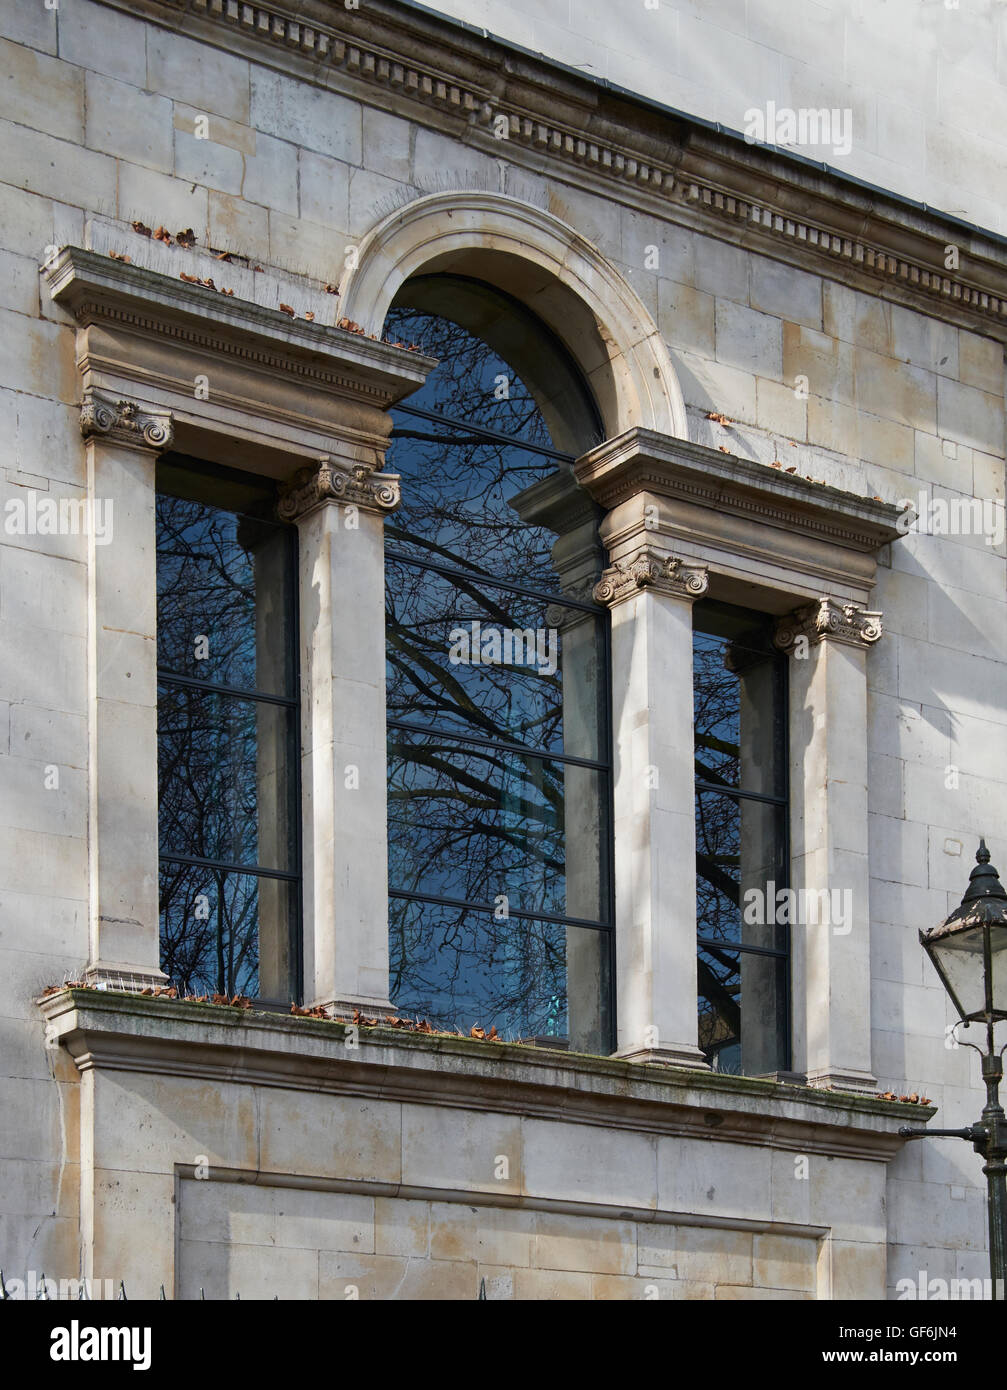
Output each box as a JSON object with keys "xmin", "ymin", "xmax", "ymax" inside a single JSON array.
[
  {"xmin": 774, "ymin": 596, "xmax": 883, "ymax": 1091},
  {"xmin": 594, "ymin": 544, "xmax": 711, "ymax": 1068},
  {"xmin": 278, "ymin": 457, "xmax": 400, "ymax": 1018},
  {"xmin": 80, "ymin": 391, "xmax": 173, "ymax": 988}
]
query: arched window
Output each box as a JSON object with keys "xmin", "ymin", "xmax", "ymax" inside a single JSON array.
[{"xmin": 383, "ymin": 276, "xmax": 614, "ymax": 1053}]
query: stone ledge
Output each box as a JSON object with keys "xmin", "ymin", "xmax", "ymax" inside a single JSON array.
[
  {"xmin": 45, "ymin": 246, "xmax": 438, "ymax": 408},
  {"xmin": 39, "ymin": 988, "xmax": 935, "ymax": 1162}
]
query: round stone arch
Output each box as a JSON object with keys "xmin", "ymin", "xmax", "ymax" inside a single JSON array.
[{"xmin": 339, "ymin": 190, "xmax": 688, "ymax": 442}]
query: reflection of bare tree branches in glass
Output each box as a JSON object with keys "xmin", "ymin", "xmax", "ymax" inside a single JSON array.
[
  {"xmin": 382, "ymin": 302, "xmax": 611, "ymax": 1041},
  {"xmin": 692, "ymin": 608, "xmax": 788, "ymax": 1073},
  {"xmin": 156, "ymin": 489, "xmax": 296, "ymax": 999}
]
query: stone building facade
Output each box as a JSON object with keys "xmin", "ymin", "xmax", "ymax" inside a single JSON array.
[{"xmin": 1, "ymin": 0, "xmax": 1005, "ymax": 1299}]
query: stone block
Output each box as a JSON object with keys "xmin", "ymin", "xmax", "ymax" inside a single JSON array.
[
  {"xmin": 401, "ymin": 1104, "xmax": 522, "ymax": 1194},
  {"xmin": 58, "ymin": 0, "xmax": 147, "ymax": 88},
  {"xmin": 890, "ymin": 305, "xmax": 958, "ymax": 379},
  {"xmin": 0, "ymin": 0, "xmax": 58, "ymax": 54},
  {"xmin": 415, "ymin": 122, "xmax": 499, "ymax": 197},
  {"xmin": 937, "ymin": 376, "xmax": 1004, "ymax": 455},
  {"xmin": 375, "ymin": 1196, "xmax": 430, "ymax": 1258},
  {"xmin": 658, "ymin": 279, "xmax": 715, "ymax": 357},
  {"xmin": 672, "ymin": 349, "xmax": 758, "ymax": 425},
  {"xmin": 250, "ymin": 69, "xmax": 362, "ymax": 165},
  {"xmin": 318, "ymin": 1250, "xmax": 475, "ymax": 1300},
  {"xmin": 0, "ymin": 37, "xmax": 83, "ymax": 142},
  {"xmin": 0, "ymin": 545, "xmax": 86, "ymax": 637},
  {"xmin": 693, "ymin": 235, "xmax": 749, "ymax": 302},
  {"xmin": 829, "ymin": 1238, "xmax": 887, "ymax": 1299},
  {"xmin": 0, "ymin": 249, "xmax": 40, "ymax": 317},
  {"xmin": 260, "ymin": 1090, "xmax": 401, "ymax": 1184},
  {"xmin": 715, "ymin": 1283, "xmax": 812, "ymax": 1299},
  {"xmin": 658, "ymin": 1136, "xmax": 771, "ymax": 1222},
  {"xmin": 362, "ymin": 106, "xmax": 412, "ymax": 182},
  {"xmin": 755, "ymin": 376, "xmax": 807, "ymax": 441},
  {"xmin": 531, "ymin": 1212, "xmax": 636, "ymax": 1275},
  {"xmin": 0, "ymin": 1074, "xmax": 61, "ymax": 1160},
  {"xmin": 242, "ymin": 131, "xmax": 299, "ymax": 217},
  {"xmin": 0, "ymin": 889, "xmax": 87, "ymax": 962},
  {"xmin": 623, "ymin": 211, "xmax": 695, "ymax": 287},
  {"xmin": 147, "ymin": 29, "xmax": 251, "ymax": 124},
  {"xmin": 750, "ymin": 256, "xmax": 822, "ymax": 330},
  {"xmin": 85, "ymin": 72, "xmax": 172, "ymax": 172},
  {"xmin": 174, "ymin": 128, "xmax": 245, "ymax": 198},
  {"xmin": 638, "ymin": 1223, "xmax": 753, "ymax": 1284},
  {"xmin": 715, "ymin": 298, "xmax": 781, "ymax": 378},
  {"xmin": 511, "ymin": 1267, "xmax": 593, "ymax": 1299},
  {"xmin": 91, "ymin": 1072, "xmax": 258, "ymax": 1176},
  {"xmin": 0, "ymin": 117, "xmax": 116, "ymax": 217},
  {"xmin": 0, "ymin": 312, "xmax": 76, "ymax": 405},
  {"xmin": 268, "ymin": 211, "xmax": 345, "ymax": 282},
  {"xmin": 972, "ymin": 449, "xmax": 1005, "ymax": 506},
  {"xmin": 854, "ymin": 347, "xmax": 937, "ymax": 433},
  {"xmin": 823, "ymin": 282, "xmax": 891, "ymax": 353},
  {"xmin": 0, "ymin": 619, "xmax": 86, "ymax": 714},
  {"xmin": 207, "ymin": 191, "xmax": 270, "ymax": 263},
  {"xmin": 349, "ymin": 166, "xmax": 411, "ymax": 238},
  {"xmin": 428, "ymin": 1201, "xmax": 533, "ymax": 1266},
  {"xmin": 809, "ymin": 1153, "xmax": 886, "ymax": 1244},
  {"xmin": 913, "ymin": 430, "xmax": 973, "ymax": 492},
  {"xmin": 752, "ymin": 1232, "xmax": 818, "ymax": 1292},
  {"xmin": 0, "ymin": 753, "xmax": 85, "ymax": 837},
  {"xmin": 784, "ymin": 323, "xmax": 855, "ymax": 405},
  {"xmin": 117, "ymin": 164, "xmax": 208, "ymax": 241},
  {"xmin": 298, "ymin": 149, "xmax": 351, "ymax": 232},
  {"xmin": 958, "ymin": 331, "xmax": 1003, "ymax": 396},
  {"xmin": 182, "ymin": 1236, "xmax": 318, "ymax": 1301},
  {"xmin": 524, "ymin": 1118, "xmax": 657, "ymax": 1209}
]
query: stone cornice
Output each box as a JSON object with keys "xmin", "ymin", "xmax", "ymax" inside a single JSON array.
[
  {"xmin": 278, "ymin": 455, "xmax": 401, "ymax": 518},
  {"xmin": 576, "ymin": 427, "xmax": 906, "ymax": 554},
  {"xmin": 594, "ymin": 546, "xmax": 709, "ymax": 607},
  {"xmin": 102, "ymin": 0, "xmax": 1007, "ymax": 339},
  {"xmin": 38, "ymin": 988, "xmax": 933, "ymax": 1162},
  {"xmin": 80, "ymin": 389, "xmax": 174, "ymax": 451},
  {"xmin": 774, "ymin": 596, "xmax": 884, "ymax": 651},
  {"xmin": 45, "ymin": 246, "xmax": 436, "ymax": 409}
]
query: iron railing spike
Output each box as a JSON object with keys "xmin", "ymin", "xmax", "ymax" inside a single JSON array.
[
  {"xmin": 117, "ymin": 1279, "xmax": 127, "ymax": 1300},
  {"xmin": 38, "ymin": 1272, "xmax": 48, "ymax": 1300},
  {"xmin": 159, "ymin": 1284, "xmax": 166, "ymax": 1299}
]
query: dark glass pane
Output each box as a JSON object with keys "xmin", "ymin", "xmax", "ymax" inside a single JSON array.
[
  {"xmin": 388, "ymin": 729, "xmax": 609, "ymax": 925},
  {"xmin": 158, "ymin": 861, "xmax": 296, "ymax": 1001},
  {"xmin": 386, "ymin": 557, "xmax": 606, "ymax": 760},
  {"xmin": 157, "ymin": 683, "xmax": 297, "ymax": 873},
  {"xmin": 385, "ymin": 303, "xmax": 557, "ymax": 449},
  {"xmin": 695, "ymin": 788, "xmax": 788, "ymax": 952},
  {"xmin": 698, "ymin": 944, "xmax": 788, "ymax": 1076},
  {"xmin": 389, "ymin": 896, "xmax": 610, "ymax": 1051},
  {"xmin": 385, "ymin": 434, "xmax": 602, "ymax": 600},
  {"xmin": 693, "ymin": 601, "xmax": 786, "ymax": 798},
  {"xmin": 156, "ymin": 491, "xmax": 295, "ymax": 697}
]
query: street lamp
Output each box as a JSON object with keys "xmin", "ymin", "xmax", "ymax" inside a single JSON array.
[{"xmin": 900, "ymin": 839, "xmax": 1007, "ymax": 1301}]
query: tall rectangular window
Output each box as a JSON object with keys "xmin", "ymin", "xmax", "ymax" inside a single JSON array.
[
  {"xmin": 155, "ymin": 458, "xmax": 301, "ymax": 1002},
  {"xmin": 693, "ymin": 599, "xmax": 789, "ymax": 1074}
]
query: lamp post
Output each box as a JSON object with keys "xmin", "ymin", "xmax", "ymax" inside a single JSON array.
[{"xmin": 900, "ymin": 839, "xmax": 1007, "ymax": 1301}]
